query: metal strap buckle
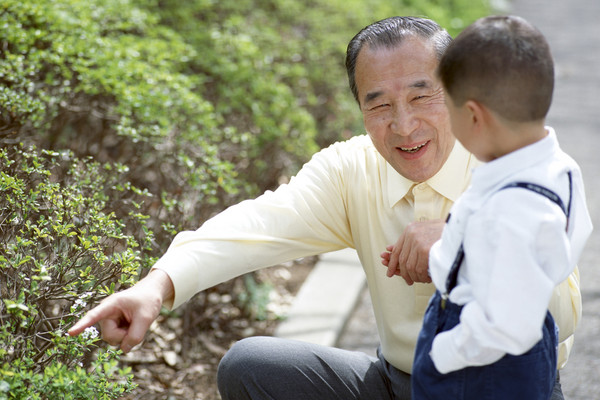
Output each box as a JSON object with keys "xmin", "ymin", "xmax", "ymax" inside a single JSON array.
[{"xmin": 441, "ymin": 292, "xmax": 448, "ymax": 310}]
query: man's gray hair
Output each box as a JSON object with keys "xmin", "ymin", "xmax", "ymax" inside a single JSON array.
[{"xmin": 345, "ymin": 16, "xmax": 452, "ymax": 103}]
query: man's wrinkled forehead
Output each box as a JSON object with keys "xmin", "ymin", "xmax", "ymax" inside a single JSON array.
[{"xmin": 356, "ymin": 40, "xmax": 440, "ymax": 107}]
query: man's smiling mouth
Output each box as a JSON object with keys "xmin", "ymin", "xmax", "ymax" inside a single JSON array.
[{"xmin": 399, "ymin": 142, "xmax": 427, "ymax": 153}]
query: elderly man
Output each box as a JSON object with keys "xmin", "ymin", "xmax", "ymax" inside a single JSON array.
[{"xmin": 70, "ymin": 17, "xmax": 578, "ymax": 400}]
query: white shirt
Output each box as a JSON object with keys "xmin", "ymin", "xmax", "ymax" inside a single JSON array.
[{"xmin": 429, "ymin": 128, "xmax": 593, "ymax": 374}]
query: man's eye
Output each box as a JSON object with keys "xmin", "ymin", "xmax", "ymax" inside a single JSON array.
[
  {"xmin": 413, "ymin": 95, "xmax": 427, "ymax": 101},
  {"xmin": 370, "ymin": 104, "xmax": 389, "ymax": 111}
]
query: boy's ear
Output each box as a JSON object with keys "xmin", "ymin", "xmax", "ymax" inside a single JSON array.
[{"xmin": 464, "ymin": 99, "xmax": 486, "ymax": 131}]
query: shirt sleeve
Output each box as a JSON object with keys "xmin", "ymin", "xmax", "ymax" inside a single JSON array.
[
  {"xmin": 151, "ymin": 143, "xmax": 355, "ymax": 309},
  {"xmin": 430, "ymin": 189, "xmax": 572, "ymax": 373}
]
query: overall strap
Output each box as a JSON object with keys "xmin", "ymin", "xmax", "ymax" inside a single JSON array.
[
  {"xmin": 499, "ymin": 171, "xmax": 573, "ymax": 222},
  {"xmin": 441, "ymin": 172, "xmax": 573, "ymax": 307}
]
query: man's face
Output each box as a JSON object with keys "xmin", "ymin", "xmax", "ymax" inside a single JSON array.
[{"xmin": 355, "ymin": 37, "xmax": 455, "ymax": 182}]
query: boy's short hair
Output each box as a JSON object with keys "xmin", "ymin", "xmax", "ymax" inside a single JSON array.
[{"xmin": 438, "ymin": 15, "xmax": 554, "ymax": 122}]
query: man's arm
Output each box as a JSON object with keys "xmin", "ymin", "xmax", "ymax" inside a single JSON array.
[
  {"xmin": 68, "ymin": 269, "xmax": 174, "ymax": 353},
  {"xmin": 145, "ymin": 141, "xmax": 360, "ymax": 310},
  {"xmin": 550, "ymin": 266, "xmax": 582, "ymax": 369},
  {"xmin": 69, "ymin": 140, "xmax": 361, "ymax": 349},
  {"xmin": 549, "ymin": 266, "xmax": 582, "ymax": 342}
]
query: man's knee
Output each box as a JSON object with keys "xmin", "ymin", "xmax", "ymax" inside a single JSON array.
[
  {"xmin": 217, "ymin": 336, "xmax": 278, "ymax": 397},
  {"xmin": 550, "ymin": 373, "xmax": 564, "ymax": 400},
  {"xmin": 219, "ymin": 337, "xmax": 261, "ymax": 373}
]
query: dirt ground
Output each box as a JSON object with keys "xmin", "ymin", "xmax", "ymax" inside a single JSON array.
[{"xmin": 118, "ymin": 258, "xmax": 315, "ymax": 400}]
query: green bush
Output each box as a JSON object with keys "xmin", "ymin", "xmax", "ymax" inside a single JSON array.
[
  {"xmin": 1, "ymin": 0, "xmax": 245, "ymax": 234},
  {"xmin": 0, "ymin": 144, "xmax": 147, "ymax": 398}
]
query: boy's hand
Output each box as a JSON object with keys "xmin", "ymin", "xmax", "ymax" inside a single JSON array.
[{"xmin": 68, "ymin": 269, "xmax": 174, "ymax": 353}]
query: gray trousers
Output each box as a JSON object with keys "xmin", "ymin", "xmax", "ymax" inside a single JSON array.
[{"xmin": 217, "ymin": 336, "xmax": 565, "ymax": 400}]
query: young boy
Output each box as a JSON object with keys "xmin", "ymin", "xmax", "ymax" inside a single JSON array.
[{"xmin": 405, "ymin": 15, "xmax": 592, "ymax": 399}]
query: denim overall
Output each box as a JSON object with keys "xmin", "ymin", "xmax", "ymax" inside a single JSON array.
[{"xmin": 412, "ymin": 174, "xmax": 572, "ymax": 400}]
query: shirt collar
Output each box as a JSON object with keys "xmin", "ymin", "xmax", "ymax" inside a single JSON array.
[
  {"xmin": 471, "ymin": 127, "xmax": 557, "ymax": 191},
  {"xmin": 386, "ymin": 140, "xmax": 478, "ymax": 208}
]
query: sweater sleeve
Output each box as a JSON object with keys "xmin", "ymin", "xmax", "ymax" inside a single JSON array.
[{"xmin": 151, "ymin": 142, "xmax": 356, "ymax": 309}]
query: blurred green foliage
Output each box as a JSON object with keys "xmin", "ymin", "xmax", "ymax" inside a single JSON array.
[{"xmin": 0, "ymin": 0, "xmax": 490, "ymax": 397}]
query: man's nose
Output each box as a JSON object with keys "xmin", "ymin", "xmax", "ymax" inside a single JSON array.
[{"xmin": 390, "ymin": 106, "xmax": 418, "ymax": 136}]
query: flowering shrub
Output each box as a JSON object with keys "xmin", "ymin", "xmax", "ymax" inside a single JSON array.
[{"xmin": 0, "ymin": 144, "xmax": 149, "ymax": 398}]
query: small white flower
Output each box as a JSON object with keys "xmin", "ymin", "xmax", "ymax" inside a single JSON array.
[
  {"xmin": 81, "ymin": 326, "xmax": 99, "ymax": 340},
  {"xmin": 71, "ymin": 298, "xmax": 88, "ymax": 313}
]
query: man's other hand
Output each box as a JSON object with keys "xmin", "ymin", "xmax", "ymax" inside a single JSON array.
[{"xmin": 381, "ymin": 219, "xmax": 444, "ymax": 285}]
